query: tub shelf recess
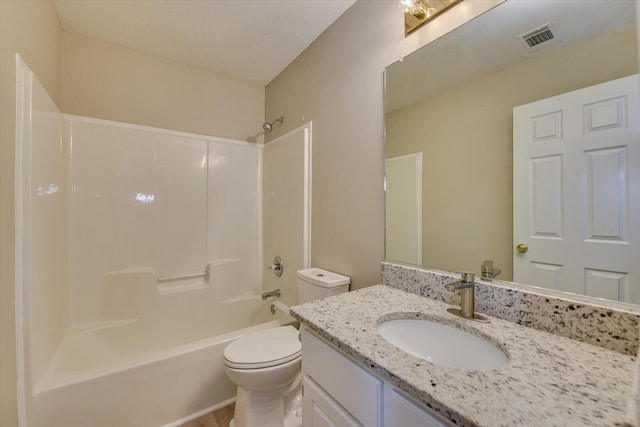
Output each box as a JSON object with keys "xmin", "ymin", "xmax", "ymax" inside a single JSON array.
[{"xmin": 156, "ymin": 269, "xmax": 209, "ymax": 283}]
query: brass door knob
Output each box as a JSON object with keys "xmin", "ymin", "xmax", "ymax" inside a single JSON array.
[{"xmin": 515, "ymin": 243, "xmax": 528, "ymax": 254}]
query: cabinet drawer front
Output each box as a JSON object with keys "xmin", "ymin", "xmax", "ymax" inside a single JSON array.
[
  {"xmin": 302, "ymin": 331, "xmax": 382, "ymax": 427},
  {"xmin": 303, "ymin": 376, "xmax": 362, "ymax": 427}
]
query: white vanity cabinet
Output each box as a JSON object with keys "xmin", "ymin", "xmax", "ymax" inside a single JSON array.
[
  {"xmin": 385, "ymin": 388, "xmax": 453, "ymax": 427},
  {"xmin": 301, "ymin": 330, "xmax": 453, "ymax": 427}
]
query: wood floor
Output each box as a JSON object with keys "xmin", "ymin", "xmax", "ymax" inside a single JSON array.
[{"xmin": 179, "ymin": 403, "xmax": 235, "ymax": 427}]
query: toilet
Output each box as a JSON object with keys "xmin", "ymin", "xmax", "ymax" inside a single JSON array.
[{"xmin": 223, "ymin": 267, "xmax": 350, "ymax": 427}]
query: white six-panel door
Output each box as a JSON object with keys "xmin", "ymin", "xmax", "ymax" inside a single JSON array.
[{"xmin": 513, "ymin": 74, "xmax": 639, "ymax": 304}]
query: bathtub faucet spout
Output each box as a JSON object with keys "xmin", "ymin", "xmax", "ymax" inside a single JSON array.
[{"xmin": 261, "ymin": 289, "xmax": 281, "ymax": 300}]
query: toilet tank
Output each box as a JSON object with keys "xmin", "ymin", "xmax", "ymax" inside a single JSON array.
[{"xmin": 297, "ymin": 268, "xmax": 350, "ymax": 304}]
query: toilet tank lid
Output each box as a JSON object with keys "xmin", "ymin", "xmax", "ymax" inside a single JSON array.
[{"xmin": 297, "ymin": 268, "xmax": 350, "ymax": 287}]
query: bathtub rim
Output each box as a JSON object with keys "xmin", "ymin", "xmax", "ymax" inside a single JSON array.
[{"xmin": 34, "ymin": 315, "xmax": 295, "ymax": 395}]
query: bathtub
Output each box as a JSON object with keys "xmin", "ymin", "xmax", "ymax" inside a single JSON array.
[
  {"xmin": 28, "ymin": 299, "xmax": 293, "ymax": 427},
  {"xmin": 16, "ymin": 70, "xmax": 304, "ymax": 426}
]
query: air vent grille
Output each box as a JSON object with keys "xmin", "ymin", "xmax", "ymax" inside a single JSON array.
[{"xmin": 519, "ymin": 22, "xmax": 558, "ymax": 49}]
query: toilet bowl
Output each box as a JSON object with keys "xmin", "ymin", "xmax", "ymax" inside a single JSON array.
[
  {"xmin": 223, "ymin": 326, "xmax": 302, "ymax": 427},
  {"xmin": 223, "ymin": 267, "xmax": 350, "ymax": 427}
]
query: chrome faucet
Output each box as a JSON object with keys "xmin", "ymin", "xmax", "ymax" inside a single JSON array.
[
  {"xmin": 481, "ymin": 260, "xmax": 502, "ymax": 280},
  {"xmin": 261, "ymin": 289, "xmax": 281, "ymax": 300},
  {"xmin": 445, "ymin": 272, "xmax": 476, "ymax": 318},
  {"xmin": 445, "ymin": 272, "xmax": 490, "ymax": 322}
]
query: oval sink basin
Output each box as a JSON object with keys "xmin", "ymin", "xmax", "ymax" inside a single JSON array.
[{"xmin": 377, "ymin": 318, "xmax": 508, "ymax": 371}]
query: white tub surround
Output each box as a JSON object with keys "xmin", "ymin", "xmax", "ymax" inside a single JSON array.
[
  {"xmin": 290, "ymin": 285, "xmax": 636, "ymax": 426},
  {"xmin": 16, "ymin": 59, "xmax": 307, "ymax": 427}
]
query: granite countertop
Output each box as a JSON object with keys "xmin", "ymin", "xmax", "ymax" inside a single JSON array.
[{"xmin": 290, "ymin": 285, "xmax": 636, "ymax": 427}]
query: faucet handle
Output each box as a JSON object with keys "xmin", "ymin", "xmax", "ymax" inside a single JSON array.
[
  {"xmin": 445, "ymin": 272, "xmax": 475, "ymax": 292},
  {"xmin": 460, "ymin": 271, "xmax": 475, "ymax": 283},
  {"xmin": 268, "ymin": 256, "xmax": 284, "ymax": 277}
]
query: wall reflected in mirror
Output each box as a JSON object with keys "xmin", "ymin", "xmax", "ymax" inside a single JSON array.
[{"xmin": 385, "ymin": 0, "xmax": 639, "ymax": 305}]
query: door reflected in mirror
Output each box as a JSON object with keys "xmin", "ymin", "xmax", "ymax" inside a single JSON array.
[{"xmin": 384, "ymin": 0, "xmax": 639, "ymax": 305}]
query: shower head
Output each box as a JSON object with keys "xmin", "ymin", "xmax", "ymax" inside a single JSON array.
[
  {"xmin": 262, "ymin": 116, "xmax": 284, "ymax": 133},
  {"xmin": 246, "ymin": 131, "xmax": 265, "ymax": 143}
]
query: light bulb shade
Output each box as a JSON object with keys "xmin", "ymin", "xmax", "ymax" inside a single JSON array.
[{"xmin": 402, "ymin": 0, "xmax": 463, "ymax": 35}]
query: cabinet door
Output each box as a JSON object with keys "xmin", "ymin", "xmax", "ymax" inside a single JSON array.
[
  {"xmin": 302, "ymin": 331, "xmax": 382, "ymax": 427},
  {"xmin": 386, "ymin": 388, "xmax": 453, "ymax": 427},
  {"xmin": 303, "ymin": 376, "xmax": 362, "ymax": 427}
]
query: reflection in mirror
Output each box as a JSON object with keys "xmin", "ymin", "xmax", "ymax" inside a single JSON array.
[
  {"xmin": 402, "ymin": 0, "xmax": 462, "ymax": 35},
  {"xmin": 385, "ymin": 0, "xmax": 639, "ymax": 305}
]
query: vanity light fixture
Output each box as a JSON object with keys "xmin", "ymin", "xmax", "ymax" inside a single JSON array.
[{"xmin": 401, "ymin": 0, "xmax": 462, "ymax": 35}]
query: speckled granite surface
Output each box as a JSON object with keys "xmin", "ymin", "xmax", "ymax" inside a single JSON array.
[
  {"xmin": 629, "ymin": 348, "xmax": 640, "ymax": 425},
  {"xmin": 291, "ymin": 285, "xmax": 636, "ymax": 427},
  {"xmin": 381, "ymin": 262, "xmax": 640, "ymax": 356}
]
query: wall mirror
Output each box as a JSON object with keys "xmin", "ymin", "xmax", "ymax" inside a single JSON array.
[{"xmin": 385, "ymin": 0, "xmax": 639, "ymax": 306}]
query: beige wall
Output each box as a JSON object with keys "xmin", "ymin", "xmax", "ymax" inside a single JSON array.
[
  {"xmin": 265, "ymin": 0, "xmax": 502, "ymax": 290},
  {"xmin": 1, "ymin": 2, "xmax": 63, "ymax": 425},
  {"xmin": 386, "ymin": 22, "xmax": 638, "ymax": 280},
  {"xmin": 61, "ymin": 32, "xmax": 264, "ymax": 141}
]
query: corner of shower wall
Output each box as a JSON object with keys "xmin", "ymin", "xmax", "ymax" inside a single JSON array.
[
  {"xmin": 64, "ymin": 119, "xmax": 267, "ymax": 331},
  {"xmin": 207, "ymin": 140, "xmax": 265, "ymax": 303},
  {"xmin": 262, "ymin": 122, "xmax": 312, "ymax": 307},
  {"xmin": 65, "ymin": 119, "xmax": 213, "ymax": 325},
  {"xmin": 15, "ymin": 56, "xmax": 70, "ymax": 412}
]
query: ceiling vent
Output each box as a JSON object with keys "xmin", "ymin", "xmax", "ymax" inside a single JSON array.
[{"xmin": 519, "ymin": 22, "xmax": 559, "ymax": 50}]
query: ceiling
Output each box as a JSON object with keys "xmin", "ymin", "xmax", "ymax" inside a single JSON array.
[{"xmin": 53, "ymin": 0, "xmax": 357, "ymax": 87}]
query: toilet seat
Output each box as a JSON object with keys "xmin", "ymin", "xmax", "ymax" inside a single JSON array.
[{"xmin": 223, "ymin": 326, "xmax": 302, "ymax": 369}]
